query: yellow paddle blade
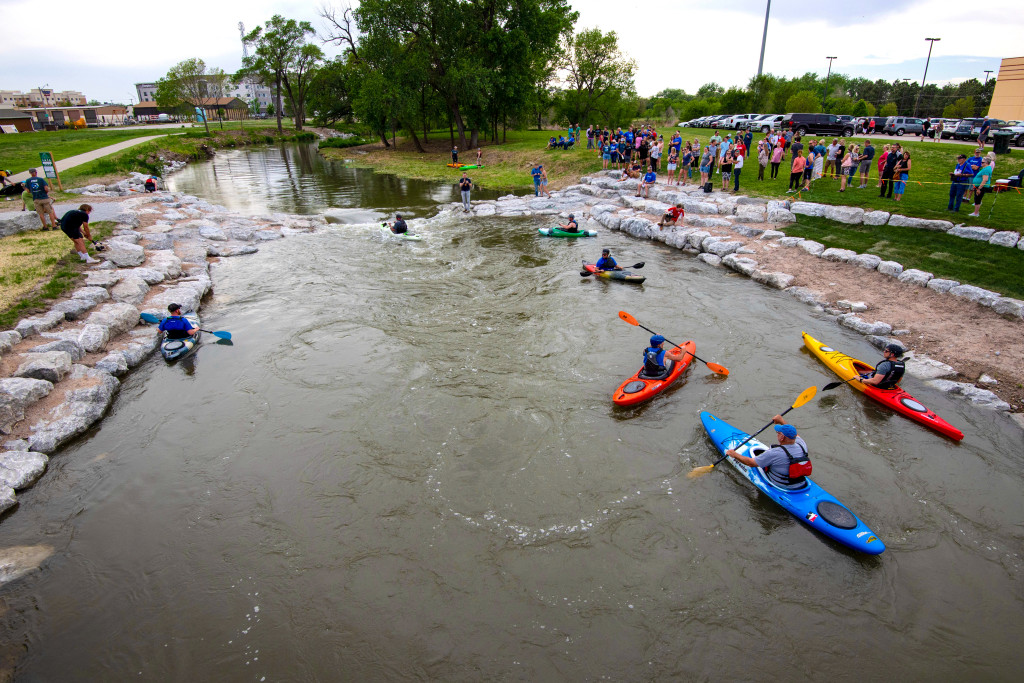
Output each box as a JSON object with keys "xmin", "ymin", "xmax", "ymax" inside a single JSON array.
[
  {"xmin": 687, "ymin": 464, "xmax": 716, "ymax": 479},
  {"xmin": 618, "ymin": 310, "xmax": 639, "ymax": 326},
  {"xmin": 792, "ymin": 385, "xmax": 818, "ymax": 409},
  {"xmin": 706, "ymin": 362, "xmax": 730, "ymax": 376}
]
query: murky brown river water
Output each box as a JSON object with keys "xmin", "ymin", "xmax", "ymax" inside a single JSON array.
[{"xmin": 2, "ymin": 145, "xmax": 1022, "ymax": 680}]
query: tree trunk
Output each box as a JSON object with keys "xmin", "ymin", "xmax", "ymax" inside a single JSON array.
[
  {"xmin": 378, "ymin": 131, "xmax": 391, "ymax": 148},
  {"xmin": 469, "ymin": 128, "xmax": 478, "ymax": 149},
  {"xmin": 451, "ymin": 103, "xmax": 468, "ymax": 149},
  {"xmin": 274, "ymin": 76, "xmax": 283, "ymax": 134},
  {"xmin": 502, "ymin": 118, "xmax": 506, "ymax": 143},
  {"xmin": 449, "ymin": 121, "xmax": 454, "ymax": 147},
  {"xmin": 405, "ymin": 125, "xmax": 426, "ymax": 153}
]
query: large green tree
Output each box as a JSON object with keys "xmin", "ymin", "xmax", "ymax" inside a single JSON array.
[
  {"xmin": 555, "ymin": 28, "xmax": 637, "ymax": 127},
  {"xmin": 241, "ymin": 15, "xmax": 319, "ymax": 132},
  {"xmin": 155, "ymin": 58, "xmax": 222, "ymax": 135}
]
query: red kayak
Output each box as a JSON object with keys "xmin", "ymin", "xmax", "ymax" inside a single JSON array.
[
  {"xmin": 613, "ymin": 341, "xmax": 696, "ymax": 406},
  {"xmin": 802, "ymin": 331, "xmax": 964, "ymax": 441}
]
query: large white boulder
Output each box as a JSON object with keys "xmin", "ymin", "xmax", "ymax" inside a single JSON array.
[
  {"xmin": 897, "ymin": 269, "xmax": 932, "ymax": 286},
  {"xmin": 823, "ymin": 206, "xmax": 865, "ymax": 224},
  {"xmin": 887, "ymin": 215, "xmax": 954, "ymax": 232}
]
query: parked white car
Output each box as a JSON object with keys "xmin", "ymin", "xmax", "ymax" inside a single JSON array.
[{"xmin": 721, "ymin": 114, "xmax": 757, "ymax": 129}]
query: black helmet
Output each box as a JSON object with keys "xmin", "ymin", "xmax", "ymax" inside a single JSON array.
[{"xmin": 884, "ymin": 343, "xmax": 904, "ymax": 357}]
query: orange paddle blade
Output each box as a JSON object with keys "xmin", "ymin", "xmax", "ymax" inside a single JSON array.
[
  {"xmin": 687, "ymin": 464, "xmax": 716, "ymax": 479},
  {"xmin": 618, "ymin": 311, "xmax": 639, "ymax": 326},
  {"xmin": 706, "ymin": 362, "xmax": 730, "ymax": 376}
]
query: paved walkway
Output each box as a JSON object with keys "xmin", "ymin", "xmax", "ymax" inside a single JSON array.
[{"xmin": 7, "ymin": 134, "xmax": 175, "ymax": 184}]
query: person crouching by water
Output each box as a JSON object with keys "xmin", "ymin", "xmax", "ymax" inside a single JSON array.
[
  {"xmin": 595, "ymin": 248, "xmax": 621, "ymax": 272},
  {"xmin": 59, "ymin": 204, "xmax": 100, "ymax": 264},
  {"xmin": 388, "ymin": 213, "xmax": 408, "ymax": 234},
  {"xmin": 558, "ymin": 213, "xmax": 581, "ymax": 234},
  {"xmin": 658, "ymin": 203, "xmax": 684, "ymax": 229},
  {"xmin": 144, "ymin": 176, "xmax": 158, "ymax": 192},
  {"xmin": 724, "ymin": 419, "xmax": 811, "ymax": 490},
  {"xmin": 859, "ymin": 343, "xmax": 905, "ymax": 389},
  {"xmin": 159, "ymin": 303, "xmax": 198, "ymax": 339},
  {"xmin": 642, "ymin": 335, "xmax": 685, "ymax": 379}
]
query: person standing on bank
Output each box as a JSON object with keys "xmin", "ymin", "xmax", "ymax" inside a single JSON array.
[
  {"xmin": 24, "ymin": 168, "xmax": 58, "ymax": 231},
  {"xmin": 59, "ymin": 204, "xmax": 100, "ymax": 264},
  {"xmin": 948, "ymin": 153, "xmax": 972, "ymax": 212},
  {"xmin": 724, "ymin": 418, "xmax": 810, "ymax": 490},
  {"xmin": 880, "ymin": 145, "xmax": 901, "ymax": 199},
  {"xmin": 538, "ymin": 165, "xmax": 551, "ymax": 198},
  {"xmin": 732, "ymin": 147, "xmax": 744, "ymax": 192},
  {"xmin": 458, "ymin": 172, "xmax": 473, "ymax": 212},
  {"xmin": 451, "ymin": 146, "xmax": 459, "ymax": 164},
  {"xmin": 859, "ymin": 343, "xmax": 905, "ymax": 389}
]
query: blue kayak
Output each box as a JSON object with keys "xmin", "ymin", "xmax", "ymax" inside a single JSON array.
[{"xmin": 700, "ymin": 411, "xmax": 885, "ymax": 555}]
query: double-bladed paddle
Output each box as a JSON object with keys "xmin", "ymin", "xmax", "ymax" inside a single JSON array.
[
  {"xmin": 580, "ymin": 261, "xmax": 645, "ymax": 276},
  {"xmin": 139, "ymin": 312, "xmax": 232, "ymax": 340},
  {"xmin": 687, "ymin": 385, "xmax": 818, "ymax": 479},
  {"xmin": 823, "ymin": 375, "xmax": 867, "ymax": 391},
  {"xmin": 617, "ymin": 310, "xmax": 729, "ymax": 376}
]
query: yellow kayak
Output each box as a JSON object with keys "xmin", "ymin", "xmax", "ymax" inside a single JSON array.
[{"xmin": 801, "ymin": 331, "xmax": 963, "ymax": 440}]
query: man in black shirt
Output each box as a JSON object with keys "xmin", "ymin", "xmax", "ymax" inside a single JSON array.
[
  {"xmin": 880, "ymin": 145, "xmax": 901, "ymax": 199},
  {"xmin": 59, "ymin": 204, "xmax": 99, "ymax": 264}
]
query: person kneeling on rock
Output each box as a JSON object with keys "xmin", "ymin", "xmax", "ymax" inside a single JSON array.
[
  {"xmin": 59, "ymin": 204, "xmax": 99, "ymax": 264},
  {"xmin": 659, "ymin": 203, "xmax": 684, "ymax": 229},
  {"xmin": 159, "ymin": 303, "xmax": 198, "ymax": 339}
]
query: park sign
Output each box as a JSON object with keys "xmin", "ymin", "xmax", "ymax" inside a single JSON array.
[{"xmin": 39, "ymin": 151, "xmax": 63, "ymax": 190}]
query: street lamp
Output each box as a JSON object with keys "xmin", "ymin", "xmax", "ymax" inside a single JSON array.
[
  {"xmin": 984, "ymin": 70, "xmax": 994, "ymax": 86},
  {"xmin": 757, "ymin": 0, "xmax": 772, "ymax": 78},
  {"xmin": 823, "ymin": 57, "xmax": 837, "ymax": 108},
  {"xmin": 913, "ymin": 37, "xmax": 940, "ymax": 117}
]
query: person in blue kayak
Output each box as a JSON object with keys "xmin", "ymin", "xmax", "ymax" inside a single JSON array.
[
  {"xmin": 557, "ymin": 213, "xmax": 581, "ymax": 234},
  {"xmin": 595, "ymin": 248, "xmax": 621, "ymax": 272},
  {"xmin": 859, "ymin": 343, "xmax": 905, "ymax": 389},
  {"xmin": 159, "ymin": 303, "xmax": 197, "ymax": 340},
  {"xmin": 724, "ymin": 419, "xmax": 811, "ymax": 490},
  {"xmin": 389, "ymin": 213, "xmax": 408, "ymax": 234}
]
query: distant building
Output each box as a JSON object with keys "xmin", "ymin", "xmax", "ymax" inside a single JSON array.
[
  {"xmin": 136, "ymin": 77, "xmax": 277, "ymax": 113},
  {"xmin": 0, "ymin": 107, "xmax": 35, "ymax": 133},
  {"xmin": 988, "ymin": 57, "xmax": 1024, "ymax": 121},
  {"xmin": 17, "ymin": 105, "xmax": 129, "ymax": 129},
  {"xmin": 0, "ymin": 88, "xmax": 86, "ymax": 107},
  {"xmin": 133, "ymin": 98, "xmax": 250, "ymax": 122}
]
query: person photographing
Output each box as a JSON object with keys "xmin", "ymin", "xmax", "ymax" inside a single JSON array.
[{"xmin": 59, "ymin": 204, "xmax": 100, "ymax": 264}]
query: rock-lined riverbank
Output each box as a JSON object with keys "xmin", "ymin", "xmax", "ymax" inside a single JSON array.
[{"xmin": 0, "ymin": 188, "xmax": 325, "ymax": 517}]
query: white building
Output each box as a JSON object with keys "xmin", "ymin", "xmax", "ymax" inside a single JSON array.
[
  {"xmin": 0, "ymin": 88, "xmax": 87, "ymax": 107},
  {"xmin": 136, "ymin": 77, "xmax": 276, "ymax": 113}
]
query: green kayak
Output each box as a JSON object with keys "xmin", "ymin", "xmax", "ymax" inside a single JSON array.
[{"xmin": 538, "ymin": 227, "xmax": 597, "ymax": 238}]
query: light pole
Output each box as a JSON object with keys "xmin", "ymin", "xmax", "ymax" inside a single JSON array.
[
  {"xmin": 822, "ymin": 57, "xmax": 837, "ymax": 109},
  {"xmin": 757, "ymin": 0, "xmax": 772, "ymax": 78},
  {"xmin": 983, "ymin": 70, "xmax": 994, "ymax": 86},
  {"xmin": 913, "ymin": 37, "xmax": 940, "ymax": 117}
]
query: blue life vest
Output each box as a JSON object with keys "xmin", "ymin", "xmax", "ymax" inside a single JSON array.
[
  {"xmin": 159, "ymin": 315, "xmax": 193, "ymax": 339},
  {"xmin": 643, "ymin": 346, "xmax": 666, "ymax": 374}
]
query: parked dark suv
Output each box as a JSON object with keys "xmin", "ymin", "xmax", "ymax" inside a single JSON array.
[{"xmin": 781, "ymin": 113, "xmax": 855, "ymax": 137}]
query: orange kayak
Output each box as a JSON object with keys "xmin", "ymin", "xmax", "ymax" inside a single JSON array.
[{"xmin": 613, "ymin": 341, "xmax": 696, "ymax": 406}]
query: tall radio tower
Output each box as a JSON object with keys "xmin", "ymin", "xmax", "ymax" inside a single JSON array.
[{"xmin": 239, "ymin": 22, "xmax": 248, "ymax": 58}]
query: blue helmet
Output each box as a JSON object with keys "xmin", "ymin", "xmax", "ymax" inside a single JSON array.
[{"xmin": 650, "ymin": 335, "xmax": 665, "ymax": 345}]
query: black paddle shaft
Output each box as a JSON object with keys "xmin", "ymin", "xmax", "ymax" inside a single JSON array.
[
  {"xmin": 631, "ymin": 321, "xmax": 713, "ymax": 366},
  {"xmin": 709, "ymin": 405, "xmax": 799, "ymax": 467}
]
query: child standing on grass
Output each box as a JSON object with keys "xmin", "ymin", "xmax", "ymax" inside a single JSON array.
[{"xmin": 893, "ymin": 152, "xmax": 911, "ymax": 202}]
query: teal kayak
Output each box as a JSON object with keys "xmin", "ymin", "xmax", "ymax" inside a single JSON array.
[
  {"xmin": 538, "ymin": 227, "xmax": 597, "ymax": 238},
  {"xmin": 700, "ymin": 411, "xmax": 885, "ymax": 555}
]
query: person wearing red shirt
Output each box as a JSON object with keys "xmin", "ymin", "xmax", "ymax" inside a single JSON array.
[{"xmin": 658, "ymin": 203, "xmax": 684, "ymax": 229}]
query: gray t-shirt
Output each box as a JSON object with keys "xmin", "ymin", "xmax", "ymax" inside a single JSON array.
[{"xmin": 752, "ymin": 436, "xmax": 809, "ymax": 489}]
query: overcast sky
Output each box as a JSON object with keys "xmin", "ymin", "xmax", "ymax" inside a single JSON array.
[{"xmin": 0, "ymin": 0, "xmax": 1019, "ymax": 104}]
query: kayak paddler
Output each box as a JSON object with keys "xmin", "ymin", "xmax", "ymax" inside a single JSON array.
[
  {"xmin": 859, "ymin": 343, "xmax": 906, "ymax": 389},
  {"xmin": 158, "ymin": 303, "xmax": 198, "ymax": 339},
  {"xmin": 595, "ymin": 248, "xmax": 621, "ymax": 272},
  {"xmin": 642, "ymin": 335, "xmax": 684, "ymax": 378},
  {"xmin": 725, "ymin": 419, "xmax": 812, "ymax": 490},
  {"xmin": 558, "ymin": 213, "xmax": 582, "ymax": 234},
  {"xmin": 389, "ymin": 213, "xmax": 408, "ymax": 234}
]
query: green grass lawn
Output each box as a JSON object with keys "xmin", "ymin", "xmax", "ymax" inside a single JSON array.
[
  {"xmin": 0, "ymin": 128, "xmax": 180, "ymax": 174},
  {"xmin": 782, "ymin": 215, "xmax": 1024, "ymax": 299}
]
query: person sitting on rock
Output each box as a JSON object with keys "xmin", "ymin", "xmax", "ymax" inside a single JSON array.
[
  {"xmin": 637, "ymin": 168, "xmax": 656, "ymax": 198},
  {"xmin": 620, "ymin": 161, "xmax": 642, "ymax": 181},
  {"xmin": 159, "ymin": 303, "xmax": 197, "ymax": 339},
  {"xmin": 859, "ymin": 343, "xmax": 905, "ymax": 389}
]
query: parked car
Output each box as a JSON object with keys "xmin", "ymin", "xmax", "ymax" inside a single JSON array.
[
  {"xmin": 928, "ymin": 118, "xmax": 961, "ymax": 139},
  {"xmin": 1002, "ymin": 121, "xmax": 1024, "ymax": 147},
  {"xmin": 953, "ymin": 118, "xmax": 1007, "ymax": 141},
  {"xmin": 780, "ymin": 113, "xmax": 855, "ymax": 137},
  {"xmin": 720, "ymin": 113, "xmax": 756, "ymax": 129},
  {"xmin": 883, "ymin": 116, "xmax": 925, "ymax": 136},
  {"xmin": 749, "ymin": 114, "xmax": 784, "ymax": 133}
]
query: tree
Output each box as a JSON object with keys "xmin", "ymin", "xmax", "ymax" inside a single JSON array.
[
  {"xmin": 696, "ymin": 83, "xmax": 724, "ymax": 99},
  {"xmin": 156, "ymin": 58, "xmax": 221, "ymax": 135},
  {"xmin": 555, "ymin": 28, "xmax": 637, "ymax": 126},
  {"xmin": 307, "ymin": 57, "xmax": 356, "ymax": 125},
  {"xmin": 944, "ymin": 96, "xmax": 976, "ymax": 119},
  {"xmin": 205, "ymin": 68, "xmax": 229, "ymax": 130},
  {"xmin": 879, "ymin": 102, "xmax": 898, "ymax": 117},
  {"xmin": 242, "ymin": 15, "xmax": 317, "ymax": 132},
  {"xmin": 785, "ymin": 90, "xmax": 821, "ymax": 114},
  {"xmin": 719, "ymin": 87, "xmax": 749, "ymax": 115}
]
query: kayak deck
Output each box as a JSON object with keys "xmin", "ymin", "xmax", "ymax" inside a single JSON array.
[
  {"xmin": 700, "ymin": 411, "xmax": 885, "ymax": 555},
  {"xmin": 613, "ymin": 340, "xmax": 696, "ymax": 406},
  {"xmin": 538, "ymin": 227, "xmax": 597, "ymax": 238},
  {"xmin": 801, "ymin": 331, "xmax": 963, "ymax": 440},
  {"xmin": 583, "ymin": 262, "xmax": 645, "ymax": 284}
]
